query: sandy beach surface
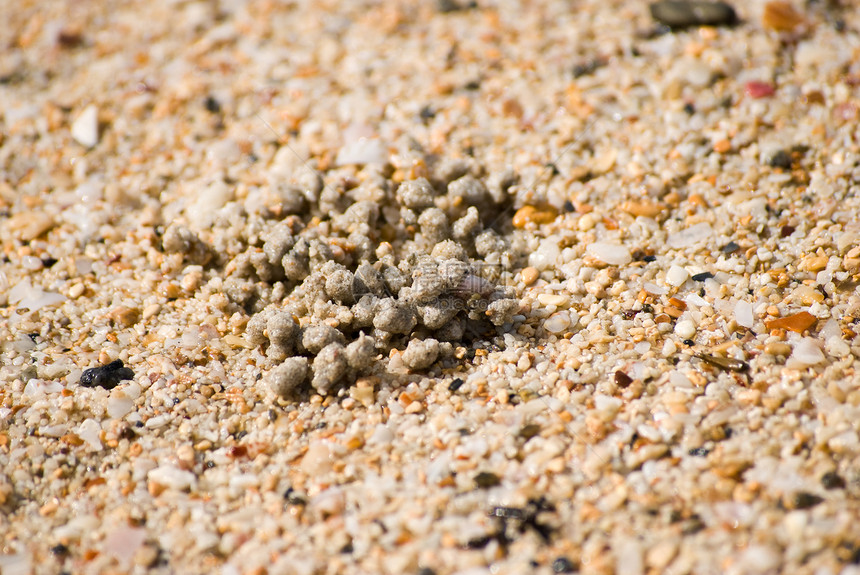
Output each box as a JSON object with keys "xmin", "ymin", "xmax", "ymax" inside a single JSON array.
[{"xmin": 2, "ymin": 0, "xmax": 860, "ymax": 573}]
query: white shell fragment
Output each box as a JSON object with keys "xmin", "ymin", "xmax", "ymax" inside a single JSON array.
[
  {"xmin": 586, "ymin": 242, "xmax": 631, "ymax": 266},
  {"xmin": 71, "ymin": 104, "xmax": 100, "ymax": 147}
]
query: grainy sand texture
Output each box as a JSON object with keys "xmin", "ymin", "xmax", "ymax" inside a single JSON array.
[{"xmin": 2, "ymin": 0, "xmax": 860, "ymax": 573}]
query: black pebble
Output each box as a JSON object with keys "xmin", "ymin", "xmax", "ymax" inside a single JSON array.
[
  {"xmin": 691, "ymin": 271, "xmax": 714, "ymax": 281},
  {"xmin": 417, "ymin": 569, "xmax": 437, "ymax": 575},
  {"xmin": 790, "ymin": 492, "xmax": 824, "ymax": 510},
  {"xmin": 650, "ymin": 1, "xmax": 737, "ymax": 29},
  {"xmin": 767, "ymin": 149, "xmax": 792, "ymax": 169},
  {"xmin": 204, "ymin": 95, "xmax": 221, "ymax": 113},
  {"xmin": 448, "ymin": 378, "xmax": 465, "ymax": 392},
  {"xmin": 474, "ymin": 471, "xmax": 501, "ymax": 488},
  {"xmin": 79, "ymin": 360, "xmax": 134, "ymax": 389},
  {"xmin": 50, "ymin": 543, "xmax": 69, "ymax": 556},
  {"xmin": 821, "ymin": 471, "xmax": 846, "ymax": 490},
  {"xmin": 552, "ymin": 557, "xmax": 576, "ymax": 573},
  {"xmin": 688, "ymin": 447, "xmax": 710, "ymax": 457},
  {"xmin": 721, "ymin": 241, "xmax": 740, "ymax": 254}
]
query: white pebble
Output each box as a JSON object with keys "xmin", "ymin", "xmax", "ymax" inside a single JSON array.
[
  {"xmin": 148, "ymin": 466, "xmax": 197, "ymax": 491},
  {"xmin": 667, "ymin": 222, "xmax": 712, "ymax": 249},
  {"xmin": 734, "ymin": 300, "xmax": 754, "ymax": 328},
  {"xmin": 644, "ymin": 282, "xmax": 668, "ymax": 295},
  {"xmin": 791, "ymin": 338, "xmax": 825, "ymax": 366},
  {"xmin": 71, "ymin": 104, "xmax": 100, "ymax": 147},
  {"xmin": 529, "ymin": 239, "xmax": 561, "ymax": 271},
  {"xmin": 675, "ymin": 320, "xmax": 696, "ymax": 340},
  {"xmin": 586, "ymin": 242, "xmax": 631, "ymax": 266},
  {"xmin": 662, "ymin": 340, "xmax": 677, "ymax": 356},
  {"xmin": 666, "ymin": 265, "xmax": 689, "ymax": 287},
  {"xmin": 544, "ymin": 312, "xmax": 571, "ymax": 334},
  {"xmin": 336, "ymin": 138, "xmax": 387, "ymax": 166},
  {"xmin": 77, "ymin": 418, "xmax": 103, "ymax": 450},
  {"xmin": 107, "ymin": 389, "xmax": 135, "ymax": 419}
]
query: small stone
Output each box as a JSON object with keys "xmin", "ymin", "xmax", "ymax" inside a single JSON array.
[
  {"xmin": 108, "ymin": 306, "xmax": 140, "ymax": 328},
  {"xmin": 552, "ymin": 557, "xmax": 576, "ymax": 573},
  {"xmin": 675, "ymin": 320, "xmax": 696, "ymax": 340},
  {"xmin": 784, "ymin": 492, "xmax": 823, "ymax": 510},
  {"xmin": 134, "ymin": 545, "xmax": 159, "ymax": 568},
  {"xmin": 619, "ymin": 199, "xmax": 665, "ymax": 219},
  {"xmin": 586, "ymin": 242, "xmax": 631, "ymax": 266},
  {"xmin": 745, "ymin": 81, "xmax": 775, "ymax": 99},
  {"xmin": 521, "ymin": 267, "xmax": 540, "ymax": 286},
  {"xmin": 544, "ymin": 312, "xmax": 572, "ymax": 334},
  {"xmin": 800, "ymin": 255, "xmax": 828, "ymax": 272},
  {"xmin": 713, "ymin": 139, "xmax": 732, "ymax": 154},
  {"xmin": 734, "ymin": 300, "xmax": 754, "ymax": 328},
  {"xmin": 650, "ymin": 0, "xmax": 737, "ymax": 28},
  {"xmin": 512, "ymin": 205, "xmax": 558, "ymax": 228},
  {"xmin": 791, "ymin": 338, "xmax": 825, "ymax": 366},
  {"xmin": 537, "ymin": 293, "xmax": 570, "ymax": 307},
  {"xmin": 80, "ymin": 360, "xmax": 134, "ymax": 389},
  {"xmin": 71, "ymin": 104, "xmax": 100, "ymax": 147},
  {"xmin": 765, "ymin": 311, "xmax": 816, "ymax": 333},
  {"xmin": 762, "ymin": 0, "xmax": 805, "ymax": 32},
  {"xmin": 666, "ymin": 265, "xmax": 689, "ymax": 287},
  {"xmin": 7, "ymin": 211, "xmax": 56, "ymax": 242},
  {"xmin": 148, "ymin": 465, "xmax": 196, "ymax": 492},
  {"xmin": 614, "ymin": 370, "xmax": 633, "ymax": 388},
  {"xmin": 821, "ymin": 471, "xmax": 846, "ymax": 490},
  {"xmin": 473, "ymin": 471, "xmax": 501, "ymax": 488}
]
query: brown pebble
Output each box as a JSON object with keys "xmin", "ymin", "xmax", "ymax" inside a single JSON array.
[
  {"xmin": 765, "ymin": 311, "xmax": 816, "ymax": 333},
  {"xmin": 800, "ymin": 255, "xmax": 828, "ymax": 272},
  {"xmin": 7, "ymin": 212, "xmax": 56, "ymax": 241},
  {"xmin": 108, "ymin": 306, "xmax": 141, "ymax": 328},
  {"xmin": 762, "ymin": 0, "xmax": 805, "ymax": 32},
  {"xmin": 764, "ymin": 342, "xmax": 792, "ymax": 356},
  {"xmin": 521, "ymin": 267, "xmax": 540, "ymax": 286},
  {"xmin": 512, "ymin": 205, "xmax": 559, "ymax": 228},
  {"xmin": 614, "ymin": 370, "xmax": 633, "ymax": 388},
  {"xmin": 619, "ymin": 199, "xmax": 665, "ymax": 219},
  {"xmin": 713, "ymin": 139, "xmax": 732, "ymax": 154}
]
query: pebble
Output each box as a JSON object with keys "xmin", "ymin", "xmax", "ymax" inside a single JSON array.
[
  {"xmin": 764, "ymin": 342, "xmax": 792, "ymax": 356},
  {"xmin": 674, "ymin": 319, "xmax": 696, "ymax": 340},
  {"xmin": 71, "ymin": 104, "xmax": 100, "ymax": 147},
  {"xmin": 7, "ymin": 212, "xmax": 56, "ymax": 242},
  {"xmin": 335, "ymin": 137, "xmax": 388, "ymax": 166},
  {"xmin": 148, "ymin": 465, "xmax": 197, "ymax": 492},
  {"xmin": 537, "ymin": 293, "xmax": 570, "ymax": 307},
  {"xmin": 512, "ymin": 205, "xmax": 558, "ymax": 228},
  {"xmin": 765, "ymin": 311, "xmax": 817, "ymax": 333},
  {"xmin": 734, "ymin": 300, "xmax": 754, "ymax": 328},
  {"xmin": 745, "ymin": 81, "xmax": 775, "ymax": 99},
  {"xmin": 649, "ymin": 0, "xmax": 737, "ymax": 28},
  {"xmin": 667, "ymin": 222, "xmax": 712, "ymax": 249},
  {"xmin": 665, "ymin": 265, "xmax": 689, "ymax": 287},
  {"xmin": 544, "ymin": 312, "xmax": 572, "ymax": 334},
  {"xmin": 619, "ymin": 199, "xmax": 665, "ymax": 218},
  {"xmin": 521, "ymin": 267, "xmax": 540, "ymax": 286},
  {"xmin": 791, "ymin": 338, "xmax": 825, "ymax": 366},
  {"xmin": 762, "ymin": 0, "xmax": 805, "ymax": 31},
  {"xmin": 79, "ymin": 360, "xmax": 135, "ymax": 389},
  {"xmin": 586, "ymin": 242, "xmax": 632, "ymax": 266}
]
